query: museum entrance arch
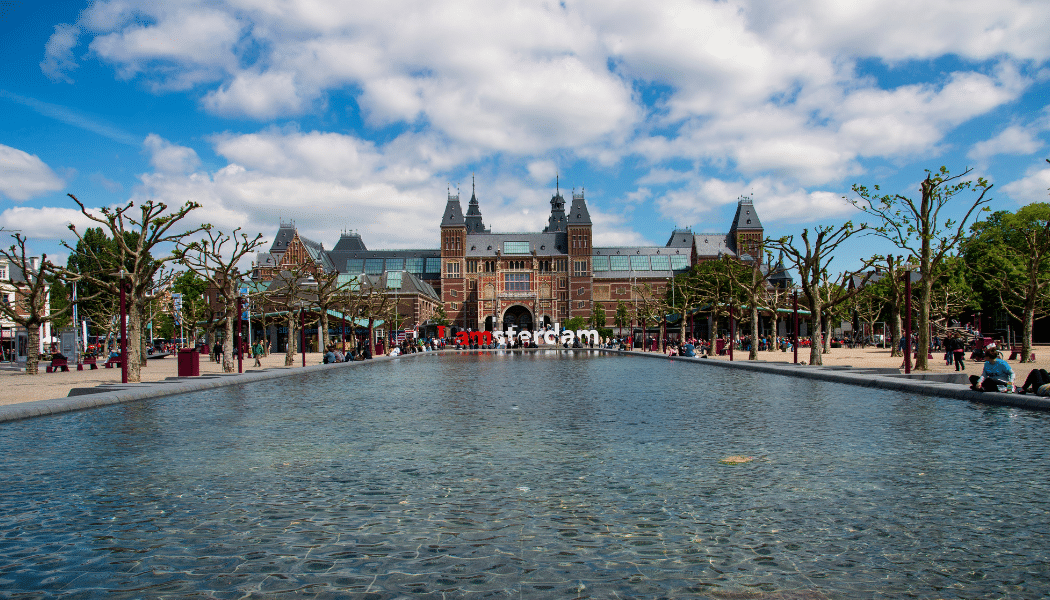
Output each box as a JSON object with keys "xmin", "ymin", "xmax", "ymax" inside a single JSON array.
[{"xmin": 502, "ymin": 305, "xmax": 534, "ymax": 331}]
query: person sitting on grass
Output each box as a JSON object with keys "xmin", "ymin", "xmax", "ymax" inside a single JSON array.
[
  {"xmin": 968, "ymin": 349, "xmax": 1014, "ymax": 393},
  {"xmin": 1017, "ymin": 368, "xmax": 1050, "ymax": 396}
]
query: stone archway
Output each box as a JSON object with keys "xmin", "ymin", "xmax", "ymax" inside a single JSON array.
[{"xmin": 502, "ymin": 305, "xmax": 534, "ymax": 331}]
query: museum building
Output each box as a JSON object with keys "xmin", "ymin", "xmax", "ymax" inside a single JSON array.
[{"xmin": 252, "ymin": 183, "xmax": 765, "ymax": 335}]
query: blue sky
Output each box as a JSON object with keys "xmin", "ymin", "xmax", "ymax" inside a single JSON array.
[{"xmin": 1, "ymin": 0, "xmax": 1049, "ymax": 272}]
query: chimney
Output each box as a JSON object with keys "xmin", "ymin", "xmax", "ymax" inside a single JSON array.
[{"xmin": 29, "ymin": 257, "xmax": 40, "ymax": 272}]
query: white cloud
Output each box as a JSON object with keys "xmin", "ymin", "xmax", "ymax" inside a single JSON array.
[
  {"xmin": 968, "ymin": 125, "xmax": 1045, "ymax": 162},
  {"xmin": 143, "ymin": 134, "xmax": 201, "ymax": 174},
  {"xmin": 0, "ymin": 145, "xmax": 66, "ymax": 201},
  {"xmin": 40, "ymin": 24, "xmax": 80, "ymax": 83},
  {"xmin": 1002, "ymin": 166, "xmax": 1050, "ymax": 205},
  {"xmin": 0, "ymin": 206, "xmax": 95, "ymax": 239},
  {"xmin": 656, "ymin": 176, "xmax": 854, "ymax": 226}
]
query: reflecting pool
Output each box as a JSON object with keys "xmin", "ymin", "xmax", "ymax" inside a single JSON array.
[{"xmin": 1, "ymin": 352, "xmax": 1049, "ymax": 598}]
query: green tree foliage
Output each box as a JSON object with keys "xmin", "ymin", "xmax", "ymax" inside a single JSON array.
[
  {"xmin": 589, "ymin": 302, "xmax": 606, "ymax": 329},
  {"xmin": 614, "ymin": 300, "xmax": 630, "ymax": 338},
  {"xmin": 849, "ymin": 166, "xmax": 992, "ymax": 370},
  {"xmin": 964, "ymin": 203, "xmax": 1050, "ymax": 362}
]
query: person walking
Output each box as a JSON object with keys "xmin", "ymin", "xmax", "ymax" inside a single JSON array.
[{"xmin": 252, "ymin": 340, "xmax": 263, "ymax": 367}]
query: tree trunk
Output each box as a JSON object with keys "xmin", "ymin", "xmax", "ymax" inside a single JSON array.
[
  {"xmin": 888, "ymin": 307, "xmax": 902, "ymax": 357},
  {"xmin": 749, "ymin": 303, "xmax": 759, "ymax": 360},
  {"xmin": 25, "ymin": 325, "xmax": 41, "ymax": 375},
  {"xmin": 320, "ymin": 311, "xmax": 330, "ymax": 352},
  {"xmin": 127, "ymin": 300, "xmax": 143, "ymax": 382},
  {"xmin": 285, "ymin": 312, "xmax": 296, "ymax": 366},
  {"xmin": 659, "ymin": 318, "xmax": 665, "ymax": 353},
  {"xmin": 915, "ymin": 278, "xmax": 932, "ymax": 370},
  {"xmin": 1022, "ymin": 295, "xmax": 1036, "ymax": 364},
  {"xmin": 368, "ymin": 319, "xmax": 376, "ymax": 356},
  {"xmin": 222, "ymin": 312, "xmax": 235, "ymax": 373},
  {"xmin": 806, "ymin": 292, "xmax": 824, "ymax": 366}
]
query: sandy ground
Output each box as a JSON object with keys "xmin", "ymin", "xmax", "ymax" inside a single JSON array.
[
  {"xmin": 0, "ymin": 351, "xmax": 327, "ymax": 406},
  {"xmin": 2, "ymin": 344, "xmax": 1049, "ymax": 406}
]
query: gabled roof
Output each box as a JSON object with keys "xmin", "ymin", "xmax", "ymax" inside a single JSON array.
[
  {"xmin": 665, "ymin": 228, "xmax": 693, "ymax": 248},
  {"xmin": 694, "ymin": 233, "xmax": 735, "ymax": 258}
]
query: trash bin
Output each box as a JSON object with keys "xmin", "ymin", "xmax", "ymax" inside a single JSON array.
[{"xmin": 178, "ymin": 348, "xmax": 200, "ymax": 377}]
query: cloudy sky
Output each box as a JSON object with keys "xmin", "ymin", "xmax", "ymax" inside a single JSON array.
[{"xmin": 1, "ymin": 0, "xmax": 1048, "ymax": 269}]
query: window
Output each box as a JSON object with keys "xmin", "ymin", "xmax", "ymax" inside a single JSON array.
[
  {"xmin": 386, "ymin": 258, "xmax": 404, "ymax": 271},
  {"xmin": 670, "ymin": 255, "xmax": 690, "ymax": 271},
  {"xmin": 503, "ymin": 241, "xmax": 530, "ymax": 254},
  {"xmin": 650, "ymin": 255, "xmax": 671, "ymax": 271},
  {"xmin": 0, "ymin": 266, "xmax": 6, "ymax": 280},
  {"xmin": 577, "ymin": 301, "xmax": 585, "ymax": 309},
  {"xmin": 539, "ymin": 260, "xmax": 552, "ymax": 272},
  {"xmin": 466, "ymin": 260, "xmax": 478, "ymax": 273},
  {"xmin": 577, "ymin": 287, "xmax": 585, "ymax": 296},
  {"xmin": 573, "ymin": 260, "xmax": 588, "ymax": 276},
  {"xmin": 610, "ymin": 255, "xmax": 629, "ymax": 271},
  {"xmin": 630, "ymin": 255, "xmax": 651, "ymax": 271},
  {"xmin": 385, "ymin": 271, "xmax": 403, "ymax": 289},
  {"xmin": 505, "ymin": 273, "xmax": 531, "ymax": 291},
  {"xmin": 484, "ymin": 260, "xmax": 496, "ymax": 272},
  {"xmin": 346, "ymin": 259, "xmax": 364, "ymax": 273},
  {"xmin": 559, "ymin": 278, "xmax": 567, "ymax": 289},
  {"xmin": 365, "ymin": 258, "xmax": 384, "ymax": 274},
  {"xmin": 446, "ymin": 262, "xmax": 460, "ymax": 277},
  {"xmin": 406, "ymin": 258, "xmax": 425, "ymax": 273},
  {"xmin": 451, "ymin": 302, "xmax": 458, "ymax": 310},
  {"xmin": 425, "ymin": 257, "xmax": 442, "ymax": 273},
  {"xmin": 507, "ymin": 260, "xmax": 527, "ymax": 270},
  {"xmin": 450, "ymin": 289, "xmax": 458, "ymax": 298},
  {"xmin": 592, "ymin": 256, "xmax": 609, "ymax": 271}
]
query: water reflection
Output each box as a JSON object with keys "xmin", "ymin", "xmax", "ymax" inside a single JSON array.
[{"xmin": 0, "ymin": 352, "xmax": 1048, "ymax": 598}]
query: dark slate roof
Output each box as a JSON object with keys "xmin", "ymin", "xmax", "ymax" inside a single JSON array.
[
  {"xmin": 464, "ymin": 186, "xmax": 490, "ymax": 234},
  {"xmin": 730, "ymin": 198, "xmax": 763, "ymax": 231},
  {"xmin": 255, "ymin": 252, "xmax": 279, "ymax": 268},
  {"xmin": 543, "ymin": 193, "xmax": 568, "ymax": 233},
  {"xmin": 567, "ymin": 192, "xmax": 591, "ymax": 226},
  {"xmin": 268, "ymin": 224, "xmax": 297, "ymax": 253},
  {"xmin": 357, "ymin": 271, "xmax": 440, "ymax": 302},
  {"xmin": 441, "ymin": 195, "xmax": 465, "ymax": 227},
  {"xmin": 465, "ymin": 232, "xmax": 568, "ymax": 257},
  {"xmin": 665, "ymin": 228, "xmax": 693, "ymax": 248},
  {"xmin": 693, "ymin": 233, "xmax": 735, "ymax": 258},
  {"xmin": 332, "ymin": 232, "xmax": 368, "ymax": 252}
]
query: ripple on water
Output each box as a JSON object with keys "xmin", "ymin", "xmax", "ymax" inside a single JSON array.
[{"xmin": 0, "ymin": 352, "xmax": 1048, "ymax": 598}]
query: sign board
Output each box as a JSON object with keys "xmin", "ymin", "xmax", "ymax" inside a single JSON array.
[{"xmin": 239, "ymin": 287, "xmax": 249, "ymax": 296}]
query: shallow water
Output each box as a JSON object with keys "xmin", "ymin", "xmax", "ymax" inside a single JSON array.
[{"xmin": 1, "ymin": 351, "xmax": 1048, "ymax": 598}]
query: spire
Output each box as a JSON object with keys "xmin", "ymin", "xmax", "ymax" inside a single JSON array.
[
  {"xmin": 544, "ymin": 177, "xmax": 568, "ymax": 233},
  {"xmin": 464, "ymin": 175, "xmax": 489, "ymax": 233}
]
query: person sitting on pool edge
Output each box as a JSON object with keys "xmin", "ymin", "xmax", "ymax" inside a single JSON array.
[
  {"xmin": 969, "ymin": 347, "xmax": 1014, "ymax": 392},
  {"xmin": 1017, "ymin": 368, "xmax": 1050, "ymax": 396}
]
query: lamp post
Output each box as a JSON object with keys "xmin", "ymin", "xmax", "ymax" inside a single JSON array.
[
  {"xmin": 792, "ymin": 289, "xmax": 799, "ymax": 365},
  {"xmin": 904, "ymin": 269, "xmax": 913, "ymax": 374},
  {"xmin": 300, "ymin": 305, "xmax": 306, "ymax": 367},
  {"xmin": 236, "ymin": 295, "xmax": 244, "ymax": 373}
]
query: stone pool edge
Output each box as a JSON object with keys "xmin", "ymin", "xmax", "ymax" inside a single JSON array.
[
  {"xmin": 608, "ymin": 349, "xmax": 1050, "ymax": 411},
  {"xmin": 3, "ymin": 348, "xmax": 1046, "ymax": 423},
  {"xmin": 0, "ymin": 353, "xmax": 436, "ymax": 424}
]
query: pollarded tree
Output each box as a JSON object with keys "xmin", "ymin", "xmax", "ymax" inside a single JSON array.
[
  {"xmin": 614, "ymin": 300, "xmax": 630, "ymax": 340},
  {"xmin": 964, "ymin": 203, "xmax": 1050, "ymax": 363},
  {"xmin": 59, "ymin": 195, "xmax": 203, "ymax": 382},
  {"xmin": 720, "ymin": 254, "xmax": 777, "ymax": 360},
  {"xmin": 590, "ymin": 302, "xmax": 607, "ymax": 331},
  {"xmin": 690, "ymin": 258, "xmax": 747, "ymax": 356},
  {"xmin": 0, "ymin": 234, "xmax": 90, "ymax": 374},
  {"xmin": 766, "ymin": 223, "xmax": 874, "ymax": 366},
  {"xmin": 849, "ymin": 167, "xmax": 992, "ymax": 370},
  {"xmin": 175, "ymin": 227, "xmax": 267, "ymax": 372}
]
